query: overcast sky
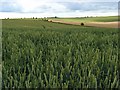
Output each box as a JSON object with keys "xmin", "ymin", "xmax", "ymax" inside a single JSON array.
[{"xmin": 0, "ymin": 0, "xmax": 119, "ymax": 18}]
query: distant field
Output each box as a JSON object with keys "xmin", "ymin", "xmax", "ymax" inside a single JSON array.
[
  {"xmin": 49, "ymin": 16, "xmax": 118, "ymax": 22},
  {"xmin": 48, "ymin": 16, "xmax": 118, "ymax": 28},
  {"xmin": 2, "ymin": 19, "xmax": 119, "ymax": 88}
]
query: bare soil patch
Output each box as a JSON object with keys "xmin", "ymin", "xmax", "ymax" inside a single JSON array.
[
  {"xmin": 49, "ymin": 19, "xmax": 119, "ymax": 28},
  {"xmin": 86, "ymin": 22, "xmax": 118, "ymax": 28}
]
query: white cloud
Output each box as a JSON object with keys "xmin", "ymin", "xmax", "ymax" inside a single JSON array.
[
  {"xmin": 16, "ymin": 0, "xmax": 40, "ymax": 12},
  {"xmin": 14, "ymin": 0, "xmax": 70, "ymax": 13},
  {"xmin": 0, "ymin": 9, "xmax": 117, "ymax": 19},
  {"xmin": 0, "ymin": 0, "xmax": 118, "ymax": 18}
]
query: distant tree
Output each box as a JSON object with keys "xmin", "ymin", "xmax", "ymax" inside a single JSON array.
[
  {"xmin": 33, "ymin": 17, "xmax": 34, "ymax": 19},
  {"xmin": 55, "ymin": 16, "xmax": 57, "ymax": 18},
  {"xmin": 36, "ymin": 17, "xmax": 37, "ymax": 19},
  {"xmin": 81, "ymin": 23, "xmax": 84, "ymax": 26}
]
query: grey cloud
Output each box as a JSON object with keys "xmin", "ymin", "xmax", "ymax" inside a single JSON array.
[
  {"xmin": 62, "ymin": 2, "xmax": 117, "ymax": 12},
  {"xmin": 0, "ymin": 1, "xmax": 118, "ymax": 14}
]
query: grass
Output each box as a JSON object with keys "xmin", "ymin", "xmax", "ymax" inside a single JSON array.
[
  {"xmin": 2, "ymin": 19, "xmax": 119, "ymax": 88},
  {"xmin": 50, "ymin": 16, "xmax": 118, "ymax": 22}
]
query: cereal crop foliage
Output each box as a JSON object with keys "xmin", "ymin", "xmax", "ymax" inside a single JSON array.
[{"xmin": 2, "ymin": 19, "xmax": 119, "ymax": 88}]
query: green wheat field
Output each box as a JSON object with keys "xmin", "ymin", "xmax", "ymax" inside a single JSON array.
[{"xmin": 2, "ymin": 18, "xmax": 119, "ymax": 88}]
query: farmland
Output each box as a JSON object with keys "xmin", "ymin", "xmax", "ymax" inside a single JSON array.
[
  {"xmin": 2, "ymin": 19, "xmax": 119, "ymax": 88},
  {"xmin": 49, "ymin": 16, "xmax": 118, "ymax": 28},
  {"xmin": 49, "ymin": 16, "xmax": 118, "ymax": 22}
]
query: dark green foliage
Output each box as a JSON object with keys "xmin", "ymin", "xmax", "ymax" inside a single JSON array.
[{"xmin": 2, "ymin": 19, "xmax": 119, "ymax": 88}]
